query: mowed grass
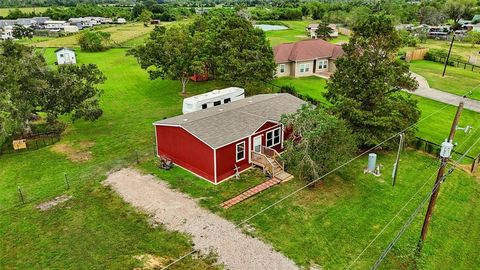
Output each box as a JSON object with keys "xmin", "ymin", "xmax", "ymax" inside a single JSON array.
[
  {"xmin": 0, "ymin": 7, "xmax": 48, "ymax": 17},
  {"xmin": 271, "ymin": 75, "xmax": 480, "ymax": 158},
  {"xmin": 410, "ymin": 60, "xmax": 480, "ymax": 100},
  {"xmin": 0, "ymin": 48, "xmax": 228, "ymax": 269},
  {"xmin": 265, "ymin": 20, "xmax": 349, "ymax": 46},
  {"xmin": 142, "ymin": 149, "xmax": 480, "ymax": 269},
  {"xmin": 33, "ymin": 23, "xmax": 154, "ymax": 48}
]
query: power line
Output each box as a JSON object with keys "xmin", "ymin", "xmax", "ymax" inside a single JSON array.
[
  {"xmin": 161, "ymin": 85, "xmax": 480, "ymax": 270},
  {"xmin": 346, "ymin": 125, "xmax": 479, "ymax": 269},
  {"xmin": 369, "ymin": 135, "xmax": 480, "ymax": 270}
]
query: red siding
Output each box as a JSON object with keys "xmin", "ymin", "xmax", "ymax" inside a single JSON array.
[
  {"xmin": 254, "ymin": 121, "xmax": 278, "ymax": 133},
  {"xmin": 252, "ymin": 123, "xmax": 284, "ymax": 153},
  {"xmin": 155, "ymin": 125, "xmax": 215, "ymax": 183},
  {"xmin": 216, "ymin": 137, "xmax": 251, "ymax": 183}
]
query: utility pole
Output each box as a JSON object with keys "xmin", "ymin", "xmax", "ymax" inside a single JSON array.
[
  {"xmin": 418, "ymin": 101, "xmax": 464, "ymax": 249},
  {"xmin": 442, "ymin": 34, "xmax": 455, "ymax": 77}
]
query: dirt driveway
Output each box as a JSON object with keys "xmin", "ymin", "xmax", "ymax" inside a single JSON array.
[{"xmin": 104, "ymin": 168, "xmax": 298, "ymax": 270}]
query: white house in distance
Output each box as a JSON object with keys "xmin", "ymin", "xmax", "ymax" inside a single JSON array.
[
  {"xmin": 306, "ymin": 23, "xmax": 339, "ymax": 39},
  {"xmin": 55, "ymin": 47, "xmax": 76, "ymax": 65},
  {"xmin": 45, "ymin": 20, "xmax": 67, "ymax": 31},
  {"xmin": 0, "ymin": 25, "xmax": 14, "ymax": 40}
]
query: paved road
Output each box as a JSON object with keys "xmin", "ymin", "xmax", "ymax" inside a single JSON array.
[
  {"xmin": 410, "ymin": 72, "xmax": 480, "ymax": 113},
  {"xmin": 105, "ymin": 168, "xmax": 298, "ymax": 270}
]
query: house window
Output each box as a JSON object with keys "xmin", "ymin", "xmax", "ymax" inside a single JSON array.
[
  {"xmin": 266, "ymin": 128, "xmax": 281, "ymax": 147},
  {"xmin": 213, "ymin": 101, "xmax": 221, "ymax": 106},
  {"xmin": 236, "ymin": 141, "xmax": 245, "ymax": 162},
  {"xmin": 279, "ymin": 64, "xmax": 285, "ymax": 73},
  {"xmin": 318, "ymin": 59, "xmax": 328, "ymax": 70},
  {"xmin": 299, "ymin": 63, "xmax": 310, "ymax": 73},
  {"xmin": 224, "ymin": 98, "xmax": 231, "ymax": 103},
  {"xmin": 202, "ymin": 104, "xmax": 207, "ymax": 109}
]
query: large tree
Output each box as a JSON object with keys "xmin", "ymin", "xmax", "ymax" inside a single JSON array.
[
  {"xmin": 128, "ymin": 25, "xmax": 204, "ymax": 95},
  {"xmin": 77, "ymin": 30, "xmax": 112, "ymax": 52},
  {"xmin": 443, "ymin": 0, "xmax": 476, "ymax": 25},
  {"xmin": 0, "ymin": 41, "xmax": 105, "ymax": 145},
  {"xmin": 325, "ymin": 13, "xmax": 420, "ymax": 148},
  {"xmin": 281, "ymin": 105, "xmax": 357, "ymax": 185},
  {"xmin": 315, "ymin": 21, "xmax": 333, "ymax": 40},
  {"xmin": 191, "ymin": 10, "xmax": 276, "ymax": 85}
]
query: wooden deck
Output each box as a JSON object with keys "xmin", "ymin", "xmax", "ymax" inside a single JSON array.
[{"xmin": 251, "ymin": 147, "xmax": 294, "ymax": 183}]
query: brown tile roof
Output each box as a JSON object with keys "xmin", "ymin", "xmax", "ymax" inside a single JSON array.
[
  {"xmin": 154, "ymin": 94, "xmax": 306, "ymax": 149},
  {"xmin": 273, "ymin": 39, "xmax": 344, "ymax": 63}
]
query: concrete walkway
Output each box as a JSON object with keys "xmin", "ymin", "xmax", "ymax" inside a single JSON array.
[
  {"xmin": 105, "ymin": 168, "xmax": 298, "ymax": 270},
  {"xmin": 410, "ymin": 72, "xmax": 480, "ymax": 113}
]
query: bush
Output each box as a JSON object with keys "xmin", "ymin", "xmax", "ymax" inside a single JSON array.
[
  {"xmin": 425, "ymin": 48, "xmax": 465, "ymax": 64},
  {"xmin": 30, "ymin": 120, "xmax": 67, "ymax": 135},
  {"xmin": 78, "ymin": 30, "xmax": 112, "ymax": 52},
  {"xmin": 413, "ymin": 138, "xmax": 424, "ymax": 150}
]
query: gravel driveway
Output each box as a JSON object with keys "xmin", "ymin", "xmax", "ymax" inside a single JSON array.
[{"xmin": 104, "ymin": 168, "xmax": 298, "ymax": 270}]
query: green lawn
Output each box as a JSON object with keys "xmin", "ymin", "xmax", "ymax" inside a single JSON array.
[
  {"xmin": 265, "ymin": 20, "xmax": 349, "ymax": 46},
  {"xmin": 410, "ymin": 60, "xmax": 480, "ymax": 101},
  {"xmin": 0, "ymin": 48, "xmax": 227, "ymax": 269},
  {"xmin": 1, "ymin": 45, "xmax": 479, "ymax": 269},
  {"xmin": 0, "ymin": 7, "xmax": 48, "ymax": 16},
  {"xmin": 404, "ymin": 39, "xmax": 480, "ymax": 61},
  {"xmin": 142, "ymin": 149, "xmax": 480, "ymax": 270},
  {"xmin": 271, "ymin": 75, "xmax": 480, "ymax": 158}
]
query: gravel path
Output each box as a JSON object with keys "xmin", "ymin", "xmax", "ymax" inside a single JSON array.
[
  {"xmin": 104, "ymin": 168, "xmax": 298, "ymax": 270},
  {"xmin": 410, "ymin": 72, "xmax": 480, "ymax": 113}
]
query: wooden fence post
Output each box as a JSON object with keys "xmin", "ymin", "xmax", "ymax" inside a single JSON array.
[{"xmin": 471, "ymin": 155, "xmax": 480, "ymax": 173}]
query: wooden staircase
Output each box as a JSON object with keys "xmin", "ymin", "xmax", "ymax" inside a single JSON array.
[{"xmin": 251, "ymin": 146, "xmax": 294, "ymax": 183}]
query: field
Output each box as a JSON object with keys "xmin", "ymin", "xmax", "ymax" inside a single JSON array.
[
  {"xmin": 1, "ymin": 19, "xmax": 480, "ymax": 269},
  {"xmin": 0, "ymin": 48, "xmax": 227, "ymax": 269},
  {"xmin": 265, "ymin": 20, "xmax": 349, "ymax": 46},
  {"xmin": 0, "ymin": 7, "xmax": 48, "ymax": 17},
  {"xmin": 32, "ymin": 23, "xmax": 155, "ymax": 48},
  {"xmin": 410, "ymin": 60, "xmax": 480, "ymax": 100},
  {"xmin": 404, "ymin": 39, "xmax": 480, "ymax": 61}
]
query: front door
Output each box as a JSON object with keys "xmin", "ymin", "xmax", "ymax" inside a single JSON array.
[{"xmin": 253, "ymin": 135, "xmax": 262, "ymax": 152}]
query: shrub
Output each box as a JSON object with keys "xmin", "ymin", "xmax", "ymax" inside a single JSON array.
[
  {"xmin": 78, "ymin": 30, "xmax": 112, "ymax": 52},
  {"xmin": 30, "ymin": 120, "xmax": 67, "ymax": 135}
]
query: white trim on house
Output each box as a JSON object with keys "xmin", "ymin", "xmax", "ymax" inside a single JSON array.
[
  {"xmin": 236, "ymin": 141, "xmax": 246, "ymax": 162},
  {"xmin": 279, "ymin": 63, "xmax": 286, "ymax": 73},
  {"xmin": 266, "ymin": 127, "xmax": 282, "ymax": 148},
  {"xmin": 214, "ymin": 148, "xmax": 217, "ymax": 184}
]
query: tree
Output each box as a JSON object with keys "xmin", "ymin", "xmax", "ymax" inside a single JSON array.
[
  {"xmin": 443, "ymin": 0, "xmax": 476, "ymax": 25},
  {"xmin": 128, "ymin": 25, "xmax": 204, "ymax": 95},
  {"xmin": 325, "ymin": 13, "xmax": 420, "ymax": 148},
  {"xmin": 281, "ymin": 105, "xmax": 357, "ymax": 185},
  {"xmin": 418, "ymin": 6, "xmax": 445, "ymax": 26},
  {"xmin": 77, "ymin": 30, "xmax": 112, "ymax": 52},
  {"xmin": 191, "ymin": 10, "xmax": 276, "ymax": 85},
  {"xmin": 138, "ymin": 9, "xmax": 153, "ymax": 27},
  {"xmin": 465, "ymin": 31, "xmax": 480, "ymax": 47},
  {"xmin": 315, "ymin": 21, "xmax": 333, "ymax": 40},
  {"xmin": 12, "ymin": 24, "xmax": 33, "ymax": 39},
  {"xmin": 0, "ymin": 41, "xmax": 105, "ymax": 146}
]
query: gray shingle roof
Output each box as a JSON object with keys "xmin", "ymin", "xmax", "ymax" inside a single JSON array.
[{"xmin": 154, "ymin": 93, "xmax": 306, "ymax": 149}]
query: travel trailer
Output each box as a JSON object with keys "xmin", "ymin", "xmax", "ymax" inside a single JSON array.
[{"xmin": 182, "ymin": 87, "xmax": 245, "ymax": 114}]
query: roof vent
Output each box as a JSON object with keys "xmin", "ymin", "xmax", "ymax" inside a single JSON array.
[
  {"xmin": 219, "ymin": 108, "xmax": 224, "ymax": 112},
  {"xmin": 183, "ymin": 119, "xmax": 188, "ymax": 122},
  {"xmin": 248, "ymin": 100, "xmax": 253, "ymax": 103}
]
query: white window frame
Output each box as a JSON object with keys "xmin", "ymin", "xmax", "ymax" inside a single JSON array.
[
  {"xmin": 318, "ymin": 59, "xmax": 328, "ymax": 70},
  {"xmin": 236, "ymin": 141, "xmax": 246, "ymax": 162},
  {"xmin": 300, "ymin": 63, "xmax": 310, "ymax": 73},
  {"xmin": 266, "ymin": 128, "xmax": 281, "ymax": 148},
  {"xmin": 279, "ymin": 64, "xmax": 286, "ymax": 73}
]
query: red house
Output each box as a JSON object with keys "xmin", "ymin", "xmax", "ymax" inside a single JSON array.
[{"xmin": 154, "ymin": 93, "xmax": 306, "ymax": 184}]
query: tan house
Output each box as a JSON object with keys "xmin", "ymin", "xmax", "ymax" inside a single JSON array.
[{"xmin": 273, "ymin": 39, "xmax": 344, "ymax": 78}]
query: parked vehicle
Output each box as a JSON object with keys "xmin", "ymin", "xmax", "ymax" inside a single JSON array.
[{"xmin": 182, "ymin": 87, "xmax": 245, "ymax": 114}]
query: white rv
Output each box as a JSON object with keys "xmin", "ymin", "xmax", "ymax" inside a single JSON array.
[{"xmin": 182, "ymin": 87, "xmax": 245, "ymax": 114}]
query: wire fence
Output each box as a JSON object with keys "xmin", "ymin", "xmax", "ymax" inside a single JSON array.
[
  {"xmin": 0, "ymin": 146, "xmax": 156, "ymax": 214},
  {"xmin": 428, "ymin": 55, "xmax": 480, "ymax": 73},
  {"xmin": 0, "ymin": 132, "xmax": 61, "ymax": 155}
]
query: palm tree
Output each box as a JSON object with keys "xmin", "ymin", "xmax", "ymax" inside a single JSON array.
[{"xmin": 315, "ymin": 21, "xmax": 333, "ymax": 40}]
